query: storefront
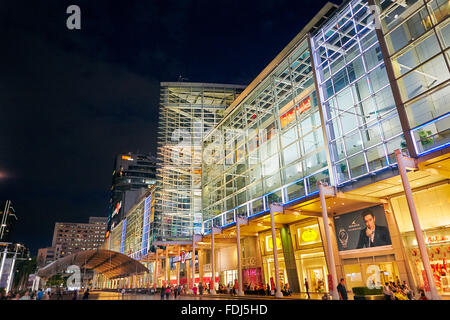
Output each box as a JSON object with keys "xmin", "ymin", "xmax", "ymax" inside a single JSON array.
[
  {"xmin": 390, "ymin": 183, "xmax": 450, "ymax": 296},
  {"xmin": 259, "ymin": 230, "xmax": 289, "ymax": 288},
  {"xmin": 220, "ymin": 269, "xmax": 238, "ymax": 287},
  {"xmin": 341, "ymin": 255, "xmax": 401, "ymax": 291},
  {"xmin": 333, "ymin": 204, "xmax": 404, "ymax": 292},
  {"xmin": 289, "ymin": 218, "xmax": 329, "ymax": 293}
]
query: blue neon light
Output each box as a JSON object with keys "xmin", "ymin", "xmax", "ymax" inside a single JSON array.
[
  {"xmin": 120, "ymin": 218, "xmax": 127, "ymax": 254},
  {"xmin": 142, "ymin": 195, "xmax": 152, "ymax": 254},
  {"xmin": 411, "ymin": 113, "xmax": 450, "ymax": 132},
  {"xmin": 283, "ymin": 190, "xmax": 319, "ymax": 205},
  {"xmin": 247, "ymin": 209, "xmax": 270, "ymax": 219},
  {"xmin": 416, "ymin": 141, "xmax": 450, "ymax": 157},
  {"xmin": 411, "ymin": 113, "xmax": 450, "ymax": 156}
]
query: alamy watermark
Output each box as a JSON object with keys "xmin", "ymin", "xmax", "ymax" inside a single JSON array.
[{"xmin": 66, "ymin": 5, "xmax": 81, "ymax": 30}]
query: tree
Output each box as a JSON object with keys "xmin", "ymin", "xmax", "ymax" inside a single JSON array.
[{"xmin": 13, "ymin": 257, "xmax": 37, "ymax": 292}]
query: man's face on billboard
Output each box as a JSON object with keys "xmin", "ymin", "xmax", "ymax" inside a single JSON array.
[{"xmin": 363, "ymin": 214, "xmax": 375, "ymax": 230}]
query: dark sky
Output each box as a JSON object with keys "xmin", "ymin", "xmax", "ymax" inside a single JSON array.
[{"xmin": 0, "ymin": 0, "xmax": 335, "ymax": 255}]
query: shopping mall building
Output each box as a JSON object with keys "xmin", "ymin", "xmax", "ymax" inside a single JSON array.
[{"xmin": 96, "ymin": 0, "xmax": 449, "ymax": 299}]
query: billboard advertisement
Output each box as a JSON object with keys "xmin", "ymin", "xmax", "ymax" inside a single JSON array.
[{"xmin": 333, "ymin": 205, "xmax": 392, "ymax": 251}]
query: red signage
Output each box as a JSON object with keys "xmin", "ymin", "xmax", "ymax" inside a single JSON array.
[
  {"xmin": 328, "ymin": 274, "xmax": 333, "ymax": 291},
  {"xmin": 280, "ymin": 96, "xmax": 311, "ymax": 128}
]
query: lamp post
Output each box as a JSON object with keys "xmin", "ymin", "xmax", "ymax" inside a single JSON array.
[{"xmin": 6, "ymin": 243, "xmax": 20, "ymax": 293}]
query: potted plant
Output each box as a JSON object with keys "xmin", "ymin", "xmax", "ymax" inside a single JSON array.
[
  {"xmin": 417, "ymin": 129, "xmax": 434, "ymax": 148},
  {"xmin": 352, "ymin": 286, "xmax": 384, "ymax": 300}
]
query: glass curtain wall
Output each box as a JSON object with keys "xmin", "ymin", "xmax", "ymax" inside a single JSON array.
[
  {"xmin": 124, "ymin": 199, "xmax": 145, "ymax": 260},
  {"xmin": 155, "ymin": 83, "xmax": 243, "ymax": 240},
  {"xmin": 377, "ymin": 0, "xmax": 450, "ymax": 155},
  {"xmin": 202, "ymin": 39, "xmax": 330, "ymax": 230},
  {"xmin": 311, "ymin": 0, "xmax": 407, "ymax": 186}
]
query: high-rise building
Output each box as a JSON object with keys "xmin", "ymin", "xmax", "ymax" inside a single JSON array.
[
  {"xmin": 36, "ymin": 245, "xmax": 62, "ymax": 268},
  {"xmin": 154, "ymin": 82, "xmax": 245, "ymax": 241},
  {"xmin": 199, "ymin": 0, "xmax": 449, "ymax": 298},
  {"xmin": 109, "ymin": 153, "xmax": 157, "ymax": 230},
  {"xmin": 94, "ymin": 0, "xmax": 449, "ymax": 296},
  {"xmin": 51, "ymin": 216, "xmax": 108, "ymax": 257},
  {"xmin": 0, "ymin": 200, "xmax": 18, "ymax": 242}
]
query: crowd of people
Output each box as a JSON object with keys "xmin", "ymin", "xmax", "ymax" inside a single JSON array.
[
  {"xmin": 383, "ymin": 280, "xmax": 423, "ymax": 300},
  {"xmin": 157, "ymin": 282, "xmax": 209, "ymax": 299},
  {"xmin": 154, "ymin": 281, "xmax": 292, "ymax": 298},
  {"xmin": 0, "ymin": 287, "xmax": 91, "ymax": 301}
]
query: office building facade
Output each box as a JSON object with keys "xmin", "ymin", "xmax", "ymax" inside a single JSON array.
[
  {"xmin": 109, "ymin": 153, "xmax": 157, "ymax": 231},
  {"xmin": 52, "ymin": 216, "xmax": 108, "ymax": 257},
  {"xmin": 200, "ymin": 0, "xmax": 449, "ymax": 298},
  {"xmin": 96, "ymin": 0, "xmax": 449, "ymax": 297},
  {"xmin": 154, "ymin": 82, "xmax": 245, "ymax": 241}
]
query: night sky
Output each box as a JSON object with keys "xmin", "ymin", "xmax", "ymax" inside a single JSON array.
[{"xmin": 0, "ymin": 0, "xmax": 335, "ymax": 255}]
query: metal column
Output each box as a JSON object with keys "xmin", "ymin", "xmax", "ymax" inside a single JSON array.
[
  {"xmin": 269, "ymin": 204, "xmax": 283, "ymax": 298},
  {"xmin": 318, "ymin": 182, "xmax": 339, "ymax": 300},
  {"xmin": 395, "ymin": 149, "xmax": 441, "ymax": 300}
]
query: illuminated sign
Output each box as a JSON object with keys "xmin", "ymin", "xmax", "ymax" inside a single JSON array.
[
  {"xmin": 301, "ymin": 228, "xmax": 318, "ymax": 243},
  {"xmin": 122, "ymin": 155, "xmax": 134, "ymax": 161},
  {"xmin": 105, "ymin": 231, "xmax": 110, "ymax": 239},
  {"xmin": 112, "ymin": 201, "xmax": 122, "ymax": 217},
  {"xmin": 426, "ymin": 235, "xmax": 449, "ymax": 244},
  {"xmin": 266, "ymin": 235, "xmax": 282, "ymax": 251},
  {"xmin": 280, "ymin": 96, "xmax": 311, "ymax": 128},
  {"xmin": 172, "ymin": 251, "xmax": 196, "ymax": 263}
]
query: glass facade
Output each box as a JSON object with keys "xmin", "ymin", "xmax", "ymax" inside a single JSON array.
[
  {"xmin": 378, "ymin": 0, "xmax": 450, "ymax": 155},
  {"xmin": 155, "ymin": 83, "xmax": 244, "ymax": 240},
  {"xmin": 311, "ymin": 0, "xmax": 407, "ymax": 186},
  {"xmin": 202, "ymin": 39, "xmax": 331, "ymax": 230},
  {"xmin": 107, "ymin": 189, "xmax": 155, "ymax": 260}
]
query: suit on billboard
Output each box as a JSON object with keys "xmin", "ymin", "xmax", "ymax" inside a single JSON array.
[{"xmin": 356, "ymin": 225, "xmax": 391, "ymax": 249}]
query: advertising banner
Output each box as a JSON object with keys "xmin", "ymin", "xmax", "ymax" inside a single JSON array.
[{"xmin": 333, "ymin": 205, "xmax": 392, "ymax": 251}]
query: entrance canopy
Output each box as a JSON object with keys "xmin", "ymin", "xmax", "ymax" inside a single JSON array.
[{"xmin": 37, "ymin": 249, "xmax": 148, "ymax": 280}]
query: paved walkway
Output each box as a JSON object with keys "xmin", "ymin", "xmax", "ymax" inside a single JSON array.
[
  {"xmin": 52, "ymin": 290, "xmax": 450, "ymax": 301},
  {"xmin": 68, "ymin": 290, "xmax": 335, "ymax": 300}
]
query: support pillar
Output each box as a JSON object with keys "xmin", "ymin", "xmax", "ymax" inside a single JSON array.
[
  {"xmin": 269, "ymin": 204, "xmax": 283, "ymax": 298},
  {"xmin": 192, "ymin": 237, "xmax": 196, "ymax": 289},
  {"xmin": 187, "ymin": 258, "xmax": 191, "ymax": 289},
  {"xmin": 236, "ymin": 217, "xmax": 248, "ymax": 296},
  {"xmin": 318, "ymin": 181, "xmax": 339, "ymax": 300},
  {"xmin": 154, "ymin": 249, "xmax": 159, "ymax": 287},
  {"xmin": 177, "ymin": 246, "xmax": 181, "ymax": 286},
  {"xmin": 395, "ymin": 149, "xmax": 441, "ymax": 300},
  {"xmin": 199, "ymin": 249, "xmax": 204, "ymax": 285},
  {"xmin": 165, "ymin": 247, "xmax": 169, "ymax": 286},
  {"xmin": 211, "ymin": 226, "xmax": 221, "ymax": 294}
]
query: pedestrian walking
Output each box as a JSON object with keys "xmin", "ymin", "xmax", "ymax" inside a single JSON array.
[
  {"xmin": 304, "ymin": 278, "xmax": 310, "ymax": 299},
  {"xmin": 82, "ymin": 288, "xmax": 90, "ymax": 300},
  {"xmin": 19, "ymin": 291, "xmax": 31, "ymax": 300},
  {"xmin": 199, "ymin": 282, "xmax": 203, "ymax": 295},
  {"xmin": 177, "ymin": 284, "xmax": 182, "ymax": 297},
  {"xmin": 36, "ymin": 289, "xmax": 44, "ymax": 300},
  {"xmin": 337, "ymin": 278, "xmax": 348, "ymax": 300},
  {"xmin": 193, "ymin": 284, "xmax": 198, "ymax": 295},
  {"xmin": 72, "ymin": 290, "xmax": 78, "ymax": 300},
  {"xmin": 160, "ymin": 285, "xmax": 166, "ymax": 300},
  {"xmin": 165, "ymin": 285, "xmax": 171, "ymax": 299}
]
